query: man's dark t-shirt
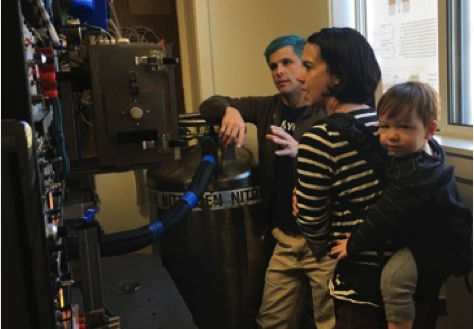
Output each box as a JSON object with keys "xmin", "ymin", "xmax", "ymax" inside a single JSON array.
[{"xmin": 270, "ymin": 104, "xmax": 306, "ymax": 234}]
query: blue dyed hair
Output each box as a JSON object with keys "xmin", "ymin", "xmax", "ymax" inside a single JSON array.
[{"xmin": 263, "ymin": 34, "xmax": 305, "ymax": 65}]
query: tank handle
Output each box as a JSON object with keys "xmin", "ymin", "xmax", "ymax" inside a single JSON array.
[
  {"xmin": 178, "ymin": 113, "xmax": 208, "ymax": 127},
  {"xmin": 179, "ymin": 113, "xmax": 211, "ymax": 143},
  {"xmin": 221, "ymin": 143, "xmax": 236, "ymax": 161},
  {"xmin": 179, "ymin": 113, "xmax": 236, "ymax": 167},
  {"xmin": 217, "ymin": 143, "xmax": 236, "ymax": 174}
]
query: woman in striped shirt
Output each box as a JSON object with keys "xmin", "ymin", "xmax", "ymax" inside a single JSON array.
[{"xmin": 295, "ymin": 27, "xmax": 392, "ymax": 329}]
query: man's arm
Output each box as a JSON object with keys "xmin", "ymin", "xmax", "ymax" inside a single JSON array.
[
  {"xmin": 199, "ymin": 95, "xmax": 274, "ymax": 147},
  {"xmin": 199, "ymin": 95, "xmax": 272, "ymax": 124},
  {"xmin": 199, "ymin": 95, "xmax": 235, "ymax": 123}
]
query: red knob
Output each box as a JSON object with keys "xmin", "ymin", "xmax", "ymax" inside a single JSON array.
[
  {"xmin": 43, "ymin": 90, "xmax": 59, "ymax": 98},
  {"xmin": 39, "ymin": 63, "xmax": 55, "ymax": 73},
  {"xmin": 40, "ymin": 72, "xmax": 56, "ymax": 81},
  {"xmin": 36, "ymin": 47, "xmax": 54, "ymax": 57}
]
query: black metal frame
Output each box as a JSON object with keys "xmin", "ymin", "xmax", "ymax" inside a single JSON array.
[{"xmin": 2, "ymin": 2, "xmax": 57, "ymax": 328}]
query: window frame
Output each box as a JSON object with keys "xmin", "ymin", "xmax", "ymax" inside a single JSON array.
[
  {"xmin": 436, "ymin": 0, "xmax": 473, "ymax": 139},
  {"xmin": 446, "ymin": 0, "xmax": 472, "ymax": 125},
  {"xmin": 350, "ymin": 0, "xmax": 473, "ymax": 140}
]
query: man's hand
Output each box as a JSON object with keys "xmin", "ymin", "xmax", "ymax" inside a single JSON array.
[
  {"xmin": 266, "ymin": 125, "xmax": 298, "ymax": 158},
  {"xmin": 219, "ymin": 106, "xmax": 246, "ymax": 148},
  {"xmin": 329, "ymin": 233, "xmax": 351, "ymax": 260},
  {"xmin": 292, "ymin": 188, "xmax": 299, "ymax": 217}
]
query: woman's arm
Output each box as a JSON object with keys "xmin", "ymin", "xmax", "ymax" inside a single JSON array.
[{"xmin": 296, "ymin": 127, "xmax": 335, "ymax": 253}]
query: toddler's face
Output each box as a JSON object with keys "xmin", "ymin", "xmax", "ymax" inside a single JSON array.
[{"xmin": 378, "ymin": 110, "xmax": 436, "ymax": 157}]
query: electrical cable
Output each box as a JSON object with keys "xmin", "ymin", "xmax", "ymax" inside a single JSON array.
[
  {"xmin": 109, "ymin": 2, "xmax": 122, "ymax": 39},
  {"xmin": 107, "ymin": 19, "xmax": 121, "ymax": 40},
  {"xmin": 52, "ymin": 97, "xmax": 70, "ymax": 180},
  {"xmin": 58, "ymin": 24, "xmax": 114, "ymax": 40}
]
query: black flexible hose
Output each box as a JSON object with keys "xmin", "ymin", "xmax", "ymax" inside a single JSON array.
[{"xmin": 66, "ymin": 135, "xmax": 217, "ymax": 259}]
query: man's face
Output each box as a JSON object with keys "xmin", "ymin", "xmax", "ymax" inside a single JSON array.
[
  {"xmin": 297, "ymin": 43, "xmax": 337, "ymax": 109},
  {"xmin": 268, "ymin": 46, "xmax": 303, "ymax": 95}
]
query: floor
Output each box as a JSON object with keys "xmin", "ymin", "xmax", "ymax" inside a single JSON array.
[
  {"xmin": 100, "ymin": 253, "xmax": 198, "ymax": 329},
  {"xmin": 87, "ymin": 253, "xmax": 472, "ymax": 329}
]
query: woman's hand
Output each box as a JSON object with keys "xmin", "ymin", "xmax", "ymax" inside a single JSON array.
[
  {"xmin": 329, "ymin": 234, "xmax": 351, "ymax": 260},
  {"xmin": 266, "ymin": 125, "xmax": 298, "ymax": 158},
  {"xmin": 220, "ymin": 106, "xmax": 246, "ymax": 148}
]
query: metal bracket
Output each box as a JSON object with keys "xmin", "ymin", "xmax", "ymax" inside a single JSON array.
[
  {"xmin": 135, "ymin": 50, "xmax": 179, "ymax": 71},
  {"xmin": 142, "ymin": 134, "xmax": 170, "ymax": 151}
]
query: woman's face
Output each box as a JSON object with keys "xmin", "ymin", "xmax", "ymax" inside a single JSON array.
[{"xmin": 297, "ymin": 43, "xmax": 338, "ymax": 111}]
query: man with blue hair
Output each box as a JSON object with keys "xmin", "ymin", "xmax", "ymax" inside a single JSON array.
[{"xmin": 200, "ymin": 34, "xmax": 332, "ymax": 329}]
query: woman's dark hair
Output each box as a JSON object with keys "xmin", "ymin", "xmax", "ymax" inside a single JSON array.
[{"xmin": 307, "ymin": 27, "xmax": 381, "ymax": 104}]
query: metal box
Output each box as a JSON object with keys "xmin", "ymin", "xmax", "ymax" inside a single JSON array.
[{"xmin": 88, "ymin": 43, "xmax": 179, "ymax": 168}]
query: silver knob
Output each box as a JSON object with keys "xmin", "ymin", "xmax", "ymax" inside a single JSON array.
[{"xmin": 129, "ymin": 106, "xmax": 144, "ymax": 119}]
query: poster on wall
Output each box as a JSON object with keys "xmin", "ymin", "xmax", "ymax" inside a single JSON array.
[{"xmin": 366, "ymin": 0, "xmax": 438, "ymax": 92}]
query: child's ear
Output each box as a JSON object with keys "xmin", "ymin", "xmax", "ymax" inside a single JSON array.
[{"xmin": 426, "ymin": 120, "xmax": 438, "ymax": 139}]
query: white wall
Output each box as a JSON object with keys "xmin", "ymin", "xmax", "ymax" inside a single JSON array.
[
  {"xmin": 177, "ymin": 0, "xmax": 330, "ymax": 110},
  {"xmin": 94, "ymin": 170, "xmax": 152, "ymax": 254}
]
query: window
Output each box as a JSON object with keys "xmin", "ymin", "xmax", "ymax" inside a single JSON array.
[
  {"xmin": 365, "ymin": 0, "xmax": 439, "ymax": 94},
  {"xmin": 448, "ymin": 0, "xmax": 473, "ymax": 126},
  {"xmin": 344, "ymin": 0, "xmax": 473, "ymax": 138}
]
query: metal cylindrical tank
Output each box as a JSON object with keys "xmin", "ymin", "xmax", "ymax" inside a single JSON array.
[{"xmin": 147, "ymin": 136, "xmax": 267, "ymax": 329}]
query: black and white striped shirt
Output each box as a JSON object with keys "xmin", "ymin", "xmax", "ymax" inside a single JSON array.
[{"xmin": 297, "ymin": 108, "xmax": 392, "ymax": 306}]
